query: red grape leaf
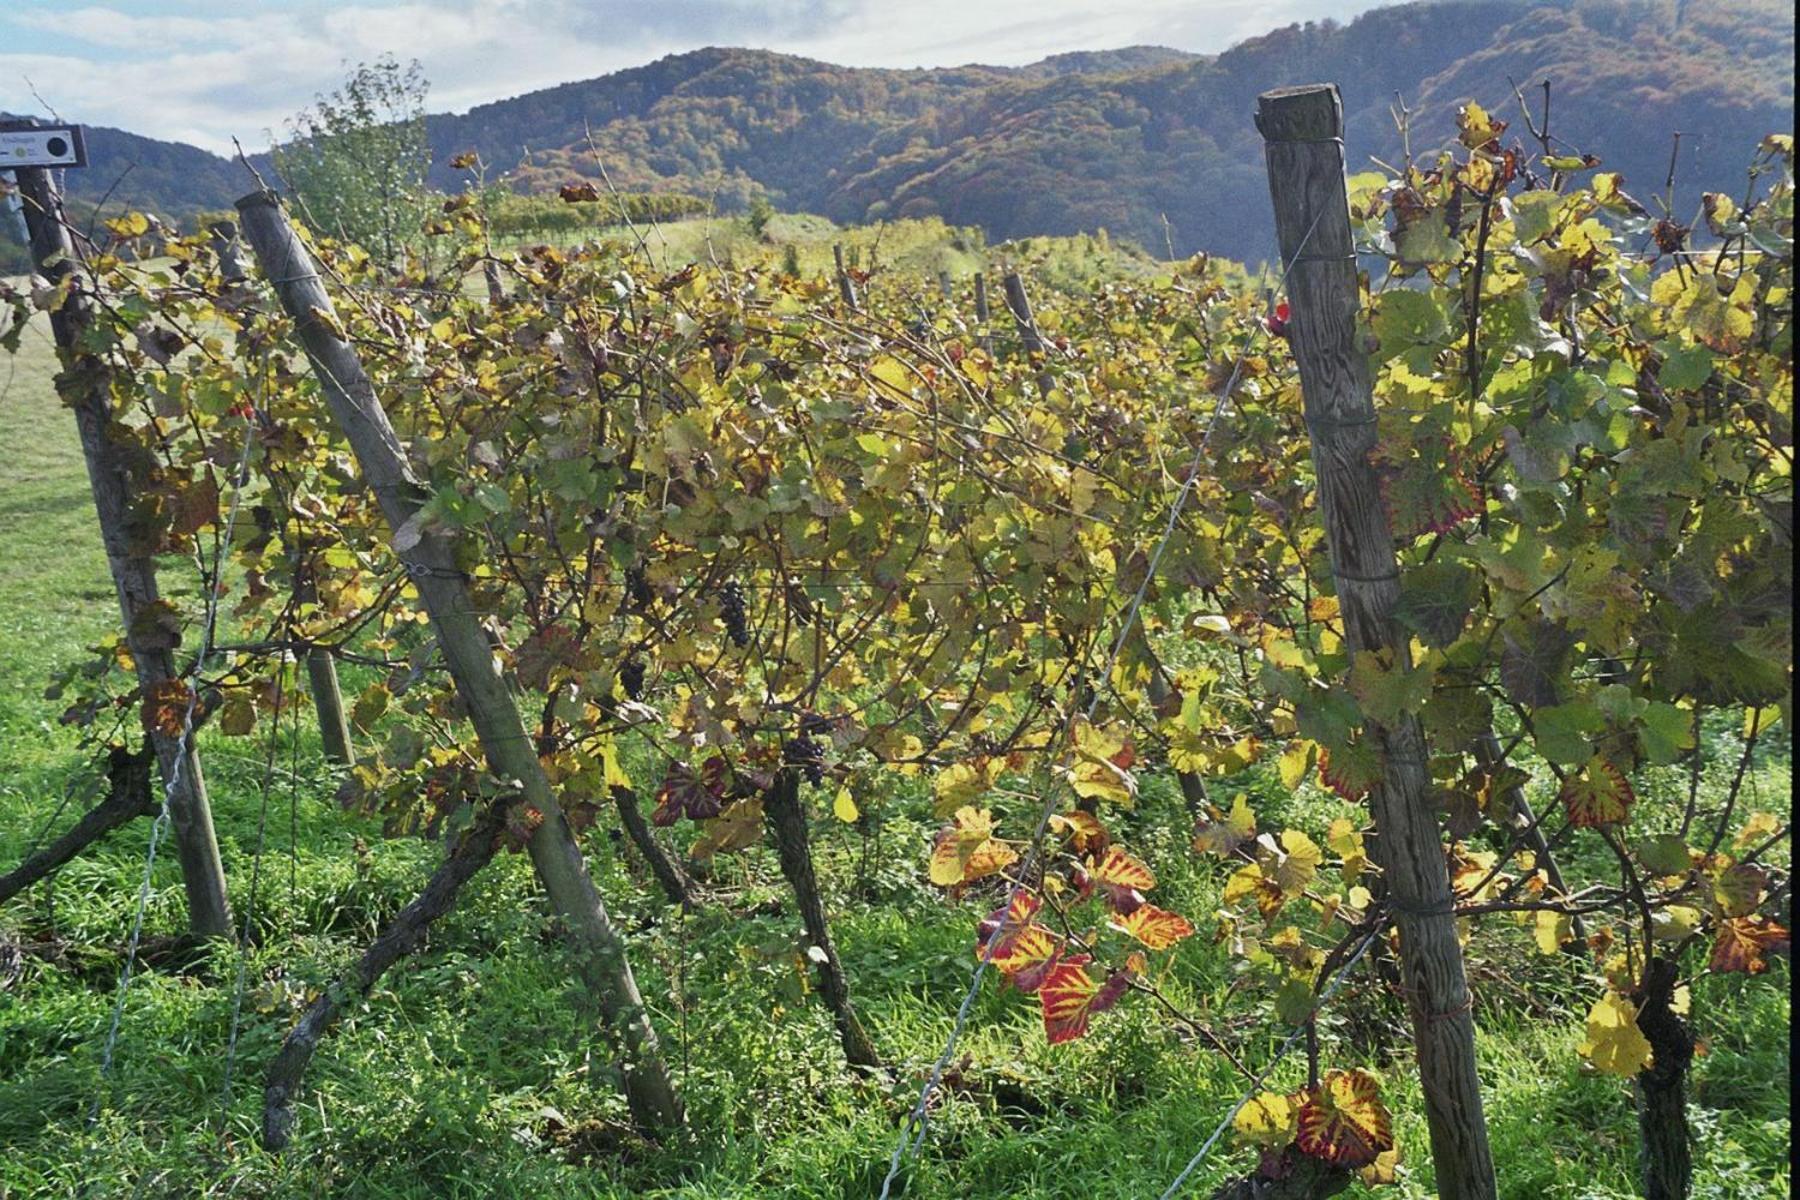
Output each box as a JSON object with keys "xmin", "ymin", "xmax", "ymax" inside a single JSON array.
[
  {"xmin": 1709, "ymin": 917, "xmax": 1788, "ymax": 974},
  {"xmin": 1318, "ymin": 738, "xmax": 1384, "ymax": 801},
  {"xmin": 1560, "ymin": 756, "xmax": 1635, "ymax": 829},
  {"xmin": 1110, "ymin": 903, "xmax": 1195, "ymax": 951},
  {"xmin": 1295, "ymin": 1068, "xmax": 1395, "ymax": 1168},
  {"xmin": 1038, "ymin": 956, "xmax": 1131, "ymax": 1044},
  {"xmin": 1089, "ymin": 845, "xmax": 1156, "ymax": 910}
]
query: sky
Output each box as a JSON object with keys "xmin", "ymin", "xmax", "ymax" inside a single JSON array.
[{"xmin": 0, "ymin": 0, "xmax": 1399, "ymax": 153}]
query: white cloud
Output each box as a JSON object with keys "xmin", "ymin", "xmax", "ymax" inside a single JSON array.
[{"xmin": 0, "ymin": 0, "xmax": 1395, "ymax": 152}]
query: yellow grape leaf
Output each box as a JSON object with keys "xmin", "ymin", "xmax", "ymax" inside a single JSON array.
[
  {"xmin": 928, "ymin": 806, "xmax": 1016, "ymax": 887},
  {"xmin": 1733, "ymin": 810, "xmax": 1783, "ymax": 853},
  {"xmin": 1260, "ymin": 829, "xmax": 1323, "ymax": 898},
  {"xmin": 1358, "ymin": 1147, "xmax": 1402, "ymax": 1185},
  {"xmin": 1534, "ymin": 908, "xmax": 1571, "ymax": 955},
  {"xmin": 1232, "ymin": 1091, "xmax": 1298, "ymax": 1148},
  {"xmin": 1326, "ymin": 818, "xmax": 1366, "ymax": 884},
  {"xmin": 1278, "ymin": 740, "xmax": 1316, "ymax": 791},
  {"xmin": 932, "ymin": 757, "xmax": 1004, "ymax": 816},
  {"xmin": 1192, "ymin": 793, "xmax": 1256, "ymax": 856},
  {"xmin": 1049, "ymin": 809, "xmax": 1107, "ymax": 852},
  {"xmin": 1745, "ymin": 704, "xmax": 1782, "ymax": 737},
  {"xmin": 1579, "ymin": 991, "xmax": 1653, "ymax": 1076},
  {"xmin": 1456, "ymin": 101, "xmax": 1505, "ymax": 148},
  {"xmin": 833, "ymin": 786, "xmax": 859, "ymax": 823},
  {"xmin": 1068, "ymin": 719, "xmax": 1137, "ymax": 806}
]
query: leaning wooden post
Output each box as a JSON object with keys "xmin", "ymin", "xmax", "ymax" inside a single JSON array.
[
  {"xmin": 1257, "ymin": 84, "xmax": 1497, "ymax": 1200},
  {"xmin": 1001, "ymin": 270, "xmax": 1047, "ymax": 354},
  {"xmin": 832, "ymin": 243, "xmax": 859, "ymax": 311},
  {"xmin": 15, "ymin": 155, "xmax": 233, "ymax": 938},
  {"xmin": 234, "ymin": 190, "xmax": 683, "ymax": 1134}
]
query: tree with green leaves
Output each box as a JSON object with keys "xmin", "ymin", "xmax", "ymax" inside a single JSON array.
[{"xmin": 272, "ymin": 56, "xmax": 433, "ymax": 264}]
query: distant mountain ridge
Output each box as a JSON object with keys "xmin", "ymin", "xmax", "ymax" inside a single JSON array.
[{"xmin": 20, "ymin": 0, "xmax": 1795, "ymax": 263}]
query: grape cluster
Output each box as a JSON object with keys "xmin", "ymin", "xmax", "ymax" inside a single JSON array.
[
  {"xmin": 625, "ymin": 564, "xmax": 653, "ymax": 611},
  {"xmin": 619, "ymin": 657, "xmax": 645, "ymax": 700},
  {"xmin": 782, "ymin": 734, "xmax": 826, "ymax": 786},
  {"xmin": 717, "ymin": 580, "xmax": 750, "ymax": 647}
]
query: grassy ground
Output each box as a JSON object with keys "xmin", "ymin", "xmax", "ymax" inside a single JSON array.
[{"xmin": 0, "ymin": 302, "xmax": 1788, "ymax": 1200}]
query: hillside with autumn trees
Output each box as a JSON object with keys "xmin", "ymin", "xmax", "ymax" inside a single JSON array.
[{"xmin": 21, "ymin": 0, "xmax": 1792, "ymax": 266}]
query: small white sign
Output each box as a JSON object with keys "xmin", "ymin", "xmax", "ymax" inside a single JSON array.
[{"xmin": 0, "ymin": 125, "xmax": 87, "ymax": 169}]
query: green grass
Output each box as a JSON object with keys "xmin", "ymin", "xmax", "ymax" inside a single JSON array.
[{"xmin": 0, "ymin": 302, "xmax": 1789, "ymax": 1199}]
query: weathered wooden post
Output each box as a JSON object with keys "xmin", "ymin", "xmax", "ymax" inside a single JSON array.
[
  {"xmin": 832, "ymin": 243, "xmax": 859, "ymax": 311},
  {"xmin": 936, "ymin": 269, "xmax": 952, "ymax": 302},
  {"xmin": 295, "ymin": 552, "xmax": 354, "ymax": 765},
  {"xmin": 235, "ymin": 190, "xmax": 682, "ymax": 1135},
  {"xmin": 1257, "ymin": 84, "xmax": 1497, "ymax": 1200},
  {"xmin": 12, "ymin": 124, "xmax": 233, "ymax": 938},
  {"xmin": 209, "ymin": 219, "xmax": 248, "ymax": 283},
  {"xmin": 972, "ymin": 271, "xmax": 993, "ymax": 353},
  {"xmin": 1001, "ymin": 270, "xmax": 1046, "ymax": 354}
]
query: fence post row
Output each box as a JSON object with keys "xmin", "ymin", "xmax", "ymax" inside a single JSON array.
[
  {"xmin": 1257, "ymin": 83, "xmax": 1499, "ymax": 1200},
  {"xmin": 233, "ymin": 190, "xmax": 683, "ymax": 1135},
  {"xmin": 15, "ymin": 161, "xmax": 234, "ymax": 938}
]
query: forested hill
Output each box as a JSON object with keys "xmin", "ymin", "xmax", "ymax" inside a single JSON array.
[{"xmin": 40, "ymin": 0, "xmax": 1797, "ymax": 263}]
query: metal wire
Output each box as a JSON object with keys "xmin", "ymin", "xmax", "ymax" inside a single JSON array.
[
  {"xmin": 93, "ymin": 407, "xmax": 261, "ymax": 1108},
  {"xmin": 1155, "ymin": 926, "xmax": 1382, "ymax": 1200}
]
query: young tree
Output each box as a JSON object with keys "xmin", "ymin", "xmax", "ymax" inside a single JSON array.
[{"xmin": 272, "ymin": 56, "xmax": 433, "ymax": 264}]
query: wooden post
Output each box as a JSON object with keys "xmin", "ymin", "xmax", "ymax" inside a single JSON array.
[
  {"xmin": 973, "ymin": 271, "xmax": 992, "ymax": 353},
  {"xmin": 15, "ymin": 162, "xmax": 234, "ymax": 938},
  {"xmin": 1257, "ymin": 84, "xmax": 1497, "ymax": 1200},
  {"xmin": 1001, "ymin": 270, "xmax": 1047, "ymax": 354},
  {"xmin": 482, "ymin": 259, "xmax": 506, "ymax": 306},
  {"xmin": 297, "ymin": 563, "xmax": 354, "ymax": 766},
  {"xmin": 209, "ymin": 219, "xmax": 248, "ymax": 283},
  {"xmin": 234, "ymin": 190, "xmax": 683, "ymax": 1134},
  {"xmin": 832, "ymin": 243, "xmax": 859, "ymax": 311},
  {"xmin": 936, "ymin": 269, "xmax": 952, "ymax": 302}
]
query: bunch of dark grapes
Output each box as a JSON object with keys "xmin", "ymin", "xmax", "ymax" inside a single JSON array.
[
  {"xmin": 619, "ymin": 657, "xmax": 645, "ymax": 700},
  {"xmin": 783, "ymin": 734, "xmax": 826, "ymax": 786},
  {"xmin": 625, "ymin": 564, "xmax": 653, "ymax": 612},
  {"xmin": 717, "ymin": 580, "xmax": 750, "ymax": 647}
]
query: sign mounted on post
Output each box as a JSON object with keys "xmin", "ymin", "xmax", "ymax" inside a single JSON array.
[{"xmin": 0, "ymin": 123, "xmax": 88, "ymax": 169}]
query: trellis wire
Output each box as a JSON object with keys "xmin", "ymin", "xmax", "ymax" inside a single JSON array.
[
  {"xmin": 218, "ymin": 645, "xmax": 288, "ymax": 1122},
  {"xmin": 877, "ymin": 207, "xmax": 1326, "ymax": 1199},
  {"xmin": 92, "ymin": 404, "xmax": 262, "ymax": 1110},
  {"xmin": 1155, "ymin": 925, "xmax": 1383, "ymax": 1199}
]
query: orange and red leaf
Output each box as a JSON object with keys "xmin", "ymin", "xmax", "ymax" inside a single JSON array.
[{"xmin": 1295, "ymin": 1069, "xmax": 1395, "ymax": 1169}]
